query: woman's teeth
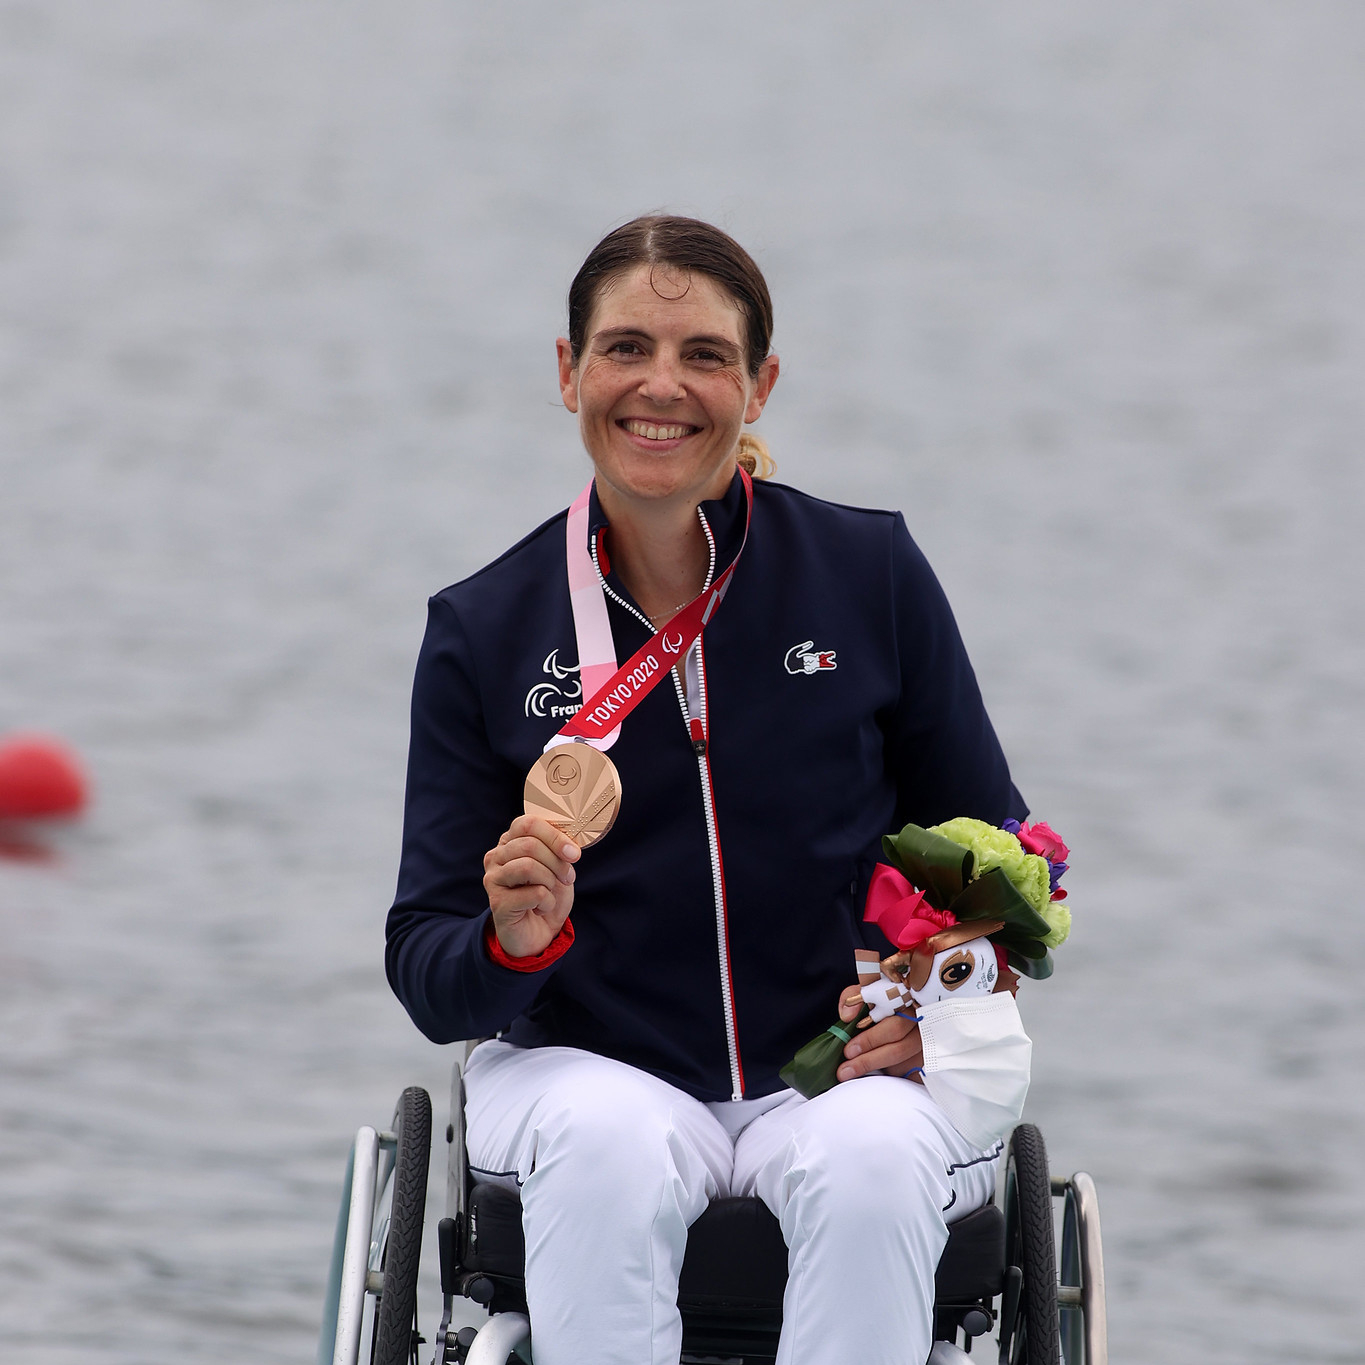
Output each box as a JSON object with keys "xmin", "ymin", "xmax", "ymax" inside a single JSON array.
[{"xmin": 623, "ymin": 420, "xmax": 693, "ymax": 441}]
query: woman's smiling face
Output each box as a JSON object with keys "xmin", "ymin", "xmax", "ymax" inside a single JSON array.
[{"xmin": 557, "ymin": 264, "xmax": 778, "ymax": 508}]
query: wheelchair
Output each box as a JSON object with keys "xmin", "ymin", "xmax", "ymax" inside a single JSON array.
[{"xmin": 320, "ymin": 1044, "xmax": 1107, "ymax": 1365}]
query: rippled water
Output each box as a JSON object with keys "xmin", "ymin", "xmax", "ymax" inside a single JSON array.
[{"xmin": 2, "ymin": 3, "xmax": 1363, "ymax": 1361}]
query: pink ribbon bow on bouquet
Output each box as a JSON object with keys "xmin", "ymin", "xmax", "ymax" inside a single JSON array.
[
  {"xmin": 863, "ymin": 865, "xmax": 959, "ymax": 949},
  {"xmin": 865, "ymin": 864, "xmax": 1013, "ymax": 977}
]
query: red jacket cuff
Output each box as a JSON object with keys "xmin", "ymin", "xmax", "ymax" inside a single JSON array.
[{"xmin": 483, "ymin": 917, "xmax": 575, "ymax": 972}]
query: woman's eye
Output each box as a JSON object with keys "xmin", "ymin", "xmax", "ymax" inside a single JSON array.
[
  {"xmin": 689, "ymin": 349, "xmax": 726, "ymax": 366},
  {"xmin": 608, "ymin": 341, "xmax": 643, "ymax": 357}
]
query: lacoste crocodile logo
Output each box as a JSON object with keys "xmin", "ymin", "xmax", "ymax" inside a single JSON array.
[{"xmin": 784, "ymin": 640, "xmax": 838, "ymax": 675}]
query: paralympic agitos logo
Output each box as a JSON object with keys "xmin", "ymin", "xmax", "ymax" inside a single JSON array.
[{"xmin": 523, "ymin": 649, "xmax": 584, "ymax": 720}]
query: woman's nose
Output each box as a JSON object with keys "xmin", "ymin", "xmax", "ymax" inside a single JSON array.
[{"xmin": 638, "ymin": 352, "xmax": 686, "ymax": 403}]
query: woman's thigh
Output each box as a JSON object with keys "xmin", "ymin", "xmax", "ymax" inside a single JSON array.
[
  {"xmin": 730, "ymin": 1077, "xmax": 1000, "ymax": 1233},
  {"xmin": 463, "ymin": 1040, "xmax": 734, "ymax": 1198}
]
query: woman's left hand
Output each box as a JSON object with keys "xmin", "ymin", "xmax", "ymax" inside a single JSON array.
[{"xmin": 833, "ymin": 984, "xmax": 925, "ymax": 1084}]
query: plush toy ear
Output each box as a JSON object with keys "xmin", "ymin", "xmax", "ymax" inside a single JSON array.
[
  {"xmin": 924, "ymin": 920, "xmax": 1004, "ymax": 955},
  {"xmin": 994, "ymin": 959, "xmax": 1021, "ymax": 997},
  {"xmin": 908, "ymin": 948, "xmax": 935, "ymax": 992}
]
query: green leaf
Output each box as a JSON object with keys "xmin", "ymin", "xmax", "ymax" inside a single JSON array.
[
  {"xmin": 947, "ymin": 867, "xmax": 1051, "ymax": 939},
  {"xmin": 1007, "ymin": 947, "xmax": 1054, "ymax": 980},
  {"xmin": 779, "ymin": 1008, "xmax": 869, "ymax": 1099},
  {"xmin": 997, "ymin": 932, "xmax": 1049, "ymax": 959},
  {"xmin": 881, "ymin": 824, "xmax": 974, "ymax": 909}
]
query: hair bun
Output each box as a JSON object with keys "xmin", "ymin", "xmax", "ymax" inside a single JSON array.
[{"xmin": 736, "ymin": 432, "xmax": 775, "ymax": 479}]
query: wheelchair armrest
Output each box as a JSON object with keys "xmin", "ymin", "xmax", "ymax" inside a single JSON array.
[{"xmin": 446, "ymin": 1041, "xmax": 492, "ymax": 1224}]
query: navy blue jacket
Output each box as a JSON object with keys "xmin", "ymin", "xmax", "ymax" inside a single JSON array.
[{"xmin": 386, "ymin": 473, "xmax": 1025, "ymax": 1102}]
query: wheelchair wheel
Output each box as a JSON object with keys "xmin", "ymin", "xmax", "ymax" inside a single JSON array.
[
  {"xmin": 999, "ymin": 1123, "xmax": 1058, "ymax": 1365},
  {"xmin": 373, "ymin": 1086, "xmax": 432, "ymax": 1365}
]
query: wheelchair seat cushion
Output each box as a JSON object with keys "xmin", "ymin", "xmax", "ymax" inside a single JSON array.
[
  {"xmin": 462, "ymin": 1181, "xmax": 527, "ymax": 1279},
  {"xmin": 677, "ymin": 1198, "xmax": 789, "ymax": 1310},
  {"xmin": 933, "ymin": 1204, "xmax": 1006, "ymax": 1303},
  {"xmin": 462, "ymin": 1182, "xmax": 1005, "ymax": 1310}
]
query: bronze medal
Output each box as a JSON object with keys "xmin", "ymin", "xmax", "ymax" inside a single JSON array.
[{"xmin": 524, "ymin": 743, "xmax": 622, "ymax": 849}]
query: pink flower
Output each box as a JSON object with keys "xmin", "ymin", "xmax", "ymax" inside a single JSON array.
[{"xmin": 1016, "ymin": 820, "xmax": 1069, "ymax": 863}]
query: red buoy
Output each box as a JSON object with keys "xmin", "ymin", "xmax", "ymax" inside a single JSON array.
[{"xmin": 0, "ymin": 734, "xmax": 89, "ymax": 819}]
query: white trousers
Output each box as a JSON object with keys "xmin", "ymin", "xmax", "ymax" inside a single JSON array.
[{"xmin": 464, "ymin": 1041, "xmax": 999, "ymax": 1365}]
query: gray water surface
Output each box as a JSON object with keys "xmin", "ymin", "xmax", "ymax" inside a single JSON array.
[{"xmin": 2, "ymin": 3, "xmax": 1363, "ymax": 1361}]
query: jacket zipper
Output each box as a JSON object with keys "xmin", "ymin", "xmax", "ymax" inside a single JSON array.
[{"xmin": 590, "ymin": 513, "xmax": 745, "ymax": 1100}]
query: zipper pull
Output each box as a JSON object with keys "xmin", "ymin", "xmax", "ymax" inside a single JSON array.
[{"xmin": 688, "ymin": 717, "xmax": 707, "ymax": 757}]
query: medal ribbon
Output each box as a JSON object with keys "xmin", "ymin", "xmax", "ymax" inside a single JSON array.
[{"xmin": 550, "ymin": 468, "xmax": 753, "ymax": 753}]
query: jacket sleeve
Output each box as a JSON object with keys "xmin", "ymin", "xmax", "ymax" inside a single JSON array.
[
  {"xmin": 385, "ymin": 595, "xmax": 567, "ymax": 1043},
  {"xmin": 885, "ymin": 514, "xmax": 1028, "ymax": 827}
]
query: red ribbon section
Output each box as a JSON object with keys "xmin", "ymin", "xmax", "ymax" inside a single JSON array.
[
  {"xmin": 863, "ymin": 864, "xmax": 958, "ymax": 950},
  {"xmin": 554, "ymin": 470, "xmax": 752, "ymax": 746}
]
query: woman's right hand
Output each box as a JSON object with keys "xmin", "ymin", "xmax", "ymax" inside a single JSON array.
[
  {"xmin": 483, "ymin": 815, "xmax": 581, "ymax": 959},
  {"xmin": 833, "ymin": 982, "xmax": 925, "ymax": 1084}
]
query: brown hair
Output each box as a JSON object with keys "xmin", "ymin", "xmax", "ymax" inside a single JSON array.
[{"xmin": 567, "ymin": 216, "xmax": 776, "ymax": 477}]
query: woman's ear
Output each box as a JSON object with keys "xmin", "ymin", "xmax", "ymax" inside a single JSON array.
[
  {"xmin": 556, "ymin": 337, "xmax": 579, "ymax": 413},
  {"xmin": 744, "ymin": 353, "xmax": 780, "ymax": 423}
]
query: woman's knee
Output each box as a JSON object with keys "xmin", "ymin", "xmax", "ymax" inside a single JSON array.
[{"xmin": 788, "ymin": 1082, "xmax": 954, "ymax": 1213}]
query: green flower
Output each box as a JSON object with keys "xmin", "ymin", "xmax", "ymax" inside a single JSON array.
[
  {"xmin": 1013, "ymin": 853, "xmax": 1053, "ymax": 917},
  {"xmin": 928, "ymin": 817, "xmax": 1051, "ymax": 914},
  {"xmin": 1040, "ymin": 899, "xmax": 1071, "ymax": 949},
  {"xmin": 930, "ymin": 817, "xmax": 1016, "ymax": 870}
]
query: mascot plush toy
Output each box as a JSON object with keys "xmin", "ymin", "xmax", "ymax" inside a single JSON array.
[
  {"xmin": 851, "ymin": 929, "xmax": 1000, "ymax": 1023},
  {"xmin": 780, "ymin": 816, "xmax": 1071, "ymax": 1147}
]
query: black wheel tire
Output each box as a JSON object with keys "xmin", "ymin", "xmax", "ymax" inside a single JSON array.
[
  {"xmin": 373, "ymin": 1086, "xmax": 432, "ymax": 1365},
  {"xmin": 1000, "ymin": 1123, "xmax": 1059, "ymax": 1365}
]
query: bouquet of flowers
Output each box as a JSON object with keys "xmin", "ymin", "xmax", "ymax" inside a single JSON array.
[{"xmin": 779, "ymin": 817, "xmax": 1071, "ymax": 1099}]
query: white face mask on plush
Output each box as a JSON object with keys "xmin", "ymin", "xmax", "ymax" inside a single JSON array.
[{"xmin": 917, "ymin": 991, "xmax": 1032, "ymax": 1151}]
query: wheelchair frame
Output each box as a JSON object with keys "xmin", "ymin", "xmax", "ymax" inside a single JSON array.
[{"xmin": 320, "ymin": 1045, "xmax": 1107, "ymax": 1365}]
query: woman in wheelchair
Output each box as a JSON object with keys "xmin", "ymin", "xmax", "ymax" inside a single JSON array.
[{"xmin": 385, "ymin": 216, "xmax": 1033, "ymax": 1365}]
